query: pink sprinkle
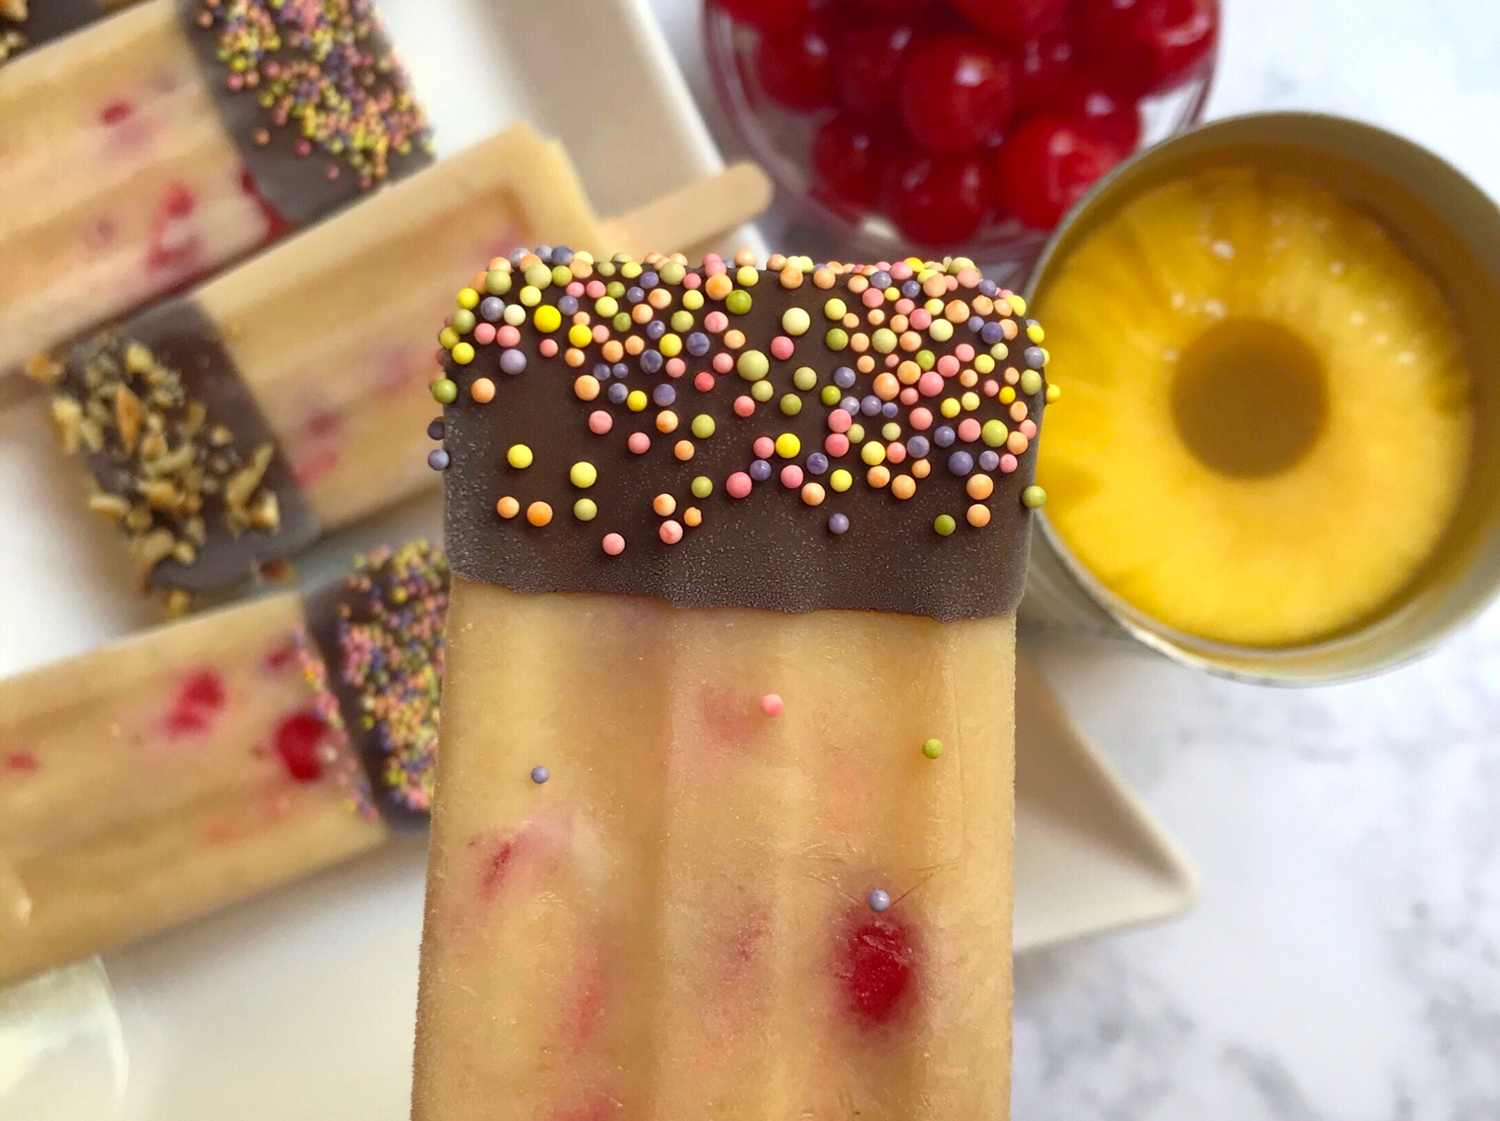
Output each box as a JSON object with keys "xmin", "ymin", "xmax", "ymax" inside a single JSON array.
[
  {"xmin": 1020, "ymin": 419, "xmax": 1038, "ymax": 438},
  {"xmin": 862, "ymin": 287, "xmax": 884, "ymax": 308},
  {"xmin": 983, "ymin": 379, "xmax": 999, "ymax": 397},
  {"xmin": 936, "ymin": 354, "xmax": 960, "ymax": 377},
  {"xmin": 705, "ymin": 310, "xmax": 729, "ymax": 334},
  {"xmin": 539, "ymin": 339, "xmax": 559, "ymax": 358},
  {"xmin": 1005, "ymin": 367, "xmax": 1021, "ymax": 385},
  {"xmin": 628, "ymin": 432, "xmax": 651, "ymax": 454},
  {"xmin": 957, "ymin": 267, "xmax": 980, "ymax": 288},
  {"xmin": 443, "ymin": 313, "xmax": 453, "ymax": 327},
  {"xmin": 944, "ymin": 274, "xmax": 959, "ymax": 292},
  {"xmin": 726, "ymin": 472, "xmax": 753, "ymax": 499},
  {"xmin": 585, "ymin": 280, "xmax": 605, "ymax": 298},
  {"xmin": 828, "ymin": 410, "xmax": 852, "ymax": 434},
  {"xmin": 712, "ymin": 352, "xmax": 734, "ymax": 374},
  {"xmin": 918, "ymin": 371, "xmax": 944, "ymax": 397},
  {"xmin": 695, "ymin": 371, "xmax": 716, "ymax": 392},
  {"xmin": 824, "ymin": 433, "xmax": 850, "ymax": 457},
  {"xmin": 684, "ymin": 272, "xmax": 703, "ymax": 289},
  {"xmin": 957, "ymin": 418, "xmax": 981, "ymax": 442},
  {"xmin": 909, "ymin": 309, "xmax": 933, "ymax": 330},
  {"xmin": 566, "ymin": 281, "xmax": 585, "ymax": 297},
  {"xmin": 659, "ymin": 520, "xmax": 684, "ymax": 544},
  {"xmin": 885, "ymin": 353, "xmax": 901, "ymax": 368},
  {"xmin": 1000, "ymin": 453, "xmax": 1019, "ymax": 474},
  {"xmin": 602, "ymin": 533, "xmax": 625, "ymax": 555},
  {"xmin": 473, "ymin": 322, "xmax": 497, "ymax": 345},
  {"xmin": 703, "ymin": 254, "xmax": 726, "ymax": 275},
  {"xmin": 886, "ymin": 442, "xmax": 906, "ymax": 464},
  {"xmin": 770, "ymin": 335, "xmax": 794, "ymax": 360},
  {"xmin": 666, "ymin": 357, "xmax": 686, "ymax": 378},
  {"xmin": 734, "ymin": 395, "xmax": 755, "ymax": 417},
  {"xmin": 588, "ymin": 410, "xmax": 613, "ymax": 434},
  {"xmin": 760, "ymin": 694, "xmax": 783, "ymax": 717},
  {"xmin": 890, "ymin": 261, "xmax": 913, "ymax": 280},
  {"xmin": 497, "ymin": 325, "xmax": 521, "ymax": 347},
  {"xmin": 955, "ymin": 343, "xmax": 975, "ymax": 362},
  {"xmin": 910, "ymin": 407, "xmax": 934, "ymax": 430},
  {"xmin": 434, "ymin": 347, "xmax": 448, "ymax": 367},
  {"xmin": 780, "ymin": 464, "xmax": 804, "ymax": 488},
  {"xmin": 899, "ymin": 387, "xmax": 919, "ymax": 405},
  {"xmin": 894, "ymin": 298, "xmax": 915, "ymax": 316},
  {"xmin": 592, "ymin": 324, "xmax": 610, "ymax": 344},
  {"xmin": 753, "ymin": 436, "xmax": 775, "ymax": 459}
]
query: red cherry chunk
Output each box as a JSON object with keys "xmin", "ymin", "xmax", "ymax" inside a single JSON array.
[
  {"xmin": 274, "ymin": 710, "xmax": 327, "ymax": 783},
  {"xmin": 1074, "ymin": 0, "xmax": 1218, "ymax": 99},
  {"xmin": 811, "ymin": 116, "xmax": 888, "ymax": 215},
  {"xmin": 755, "ymin": 20, "xmax": 835, "ymax": 112},
  {"xmin": 834, "ymin": 21, "xmax": 915, "ymax": 115},
  {"xmin": 711, "ymin": 0, "xmax": 809, "ymax": 35},
  {"xmin": 898, "ymin": 35, "xmax": 1015, "ymax": 153},
  {"xmin": 1013, "ymin": 26, "xmax": 1075, "ymax": 116},
  {"xmin": 946, "ymin": 0, "xmax": 1068, "ymax": 43},
  {"xmin": 836, "ymin": 914, "xmax": 917, "ymax": 1029},
  {"xmin": 884, "ymin": 149, "xmax": 989, "ymax": 246},
  {"xmin": 991, "ymin": 114, "xmax": 1125, "ymax": 230}
]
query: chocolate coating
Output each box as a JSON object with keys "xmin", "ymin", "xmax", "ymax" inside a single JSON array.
[{"xmin": 434, "ymin": 251, "xmax": 1049, "ymax": 621}]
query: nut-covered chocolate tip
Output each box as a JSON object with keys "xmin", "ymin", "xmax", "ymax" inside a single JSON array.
[{"xmin": 429, "ymin": 248, "xmax": 1056, "ymax": 621}]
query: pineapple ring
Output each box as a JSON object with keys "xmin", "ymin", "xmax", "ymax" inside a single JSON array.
[{"xmin": 1038, "ymin": 168, "xmax": 1472, "ymax": 648}]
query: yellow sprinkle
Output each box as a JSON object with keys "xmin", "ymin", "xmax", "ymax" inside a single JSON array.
[
  {"xmin": 568, "ymin": 323, "xmax": 592, "ymax": 348},
  {"xmin": 534, "ymin": 305, "xmax": 563, "ymax": 333},
  {"xmin": 519, "ymin": 286, "xmax": 542, "ymax": 308},
  {"xmin": 940, "ymin": 398, "xmax": 961, "ymax": 419},
  {"xmin": 1026, "ymin": 323, "xmax": 1045, "ymax": 343},
  {"xmin": 627, "ymin": 390, "xmax": 648, "ymax": 412},
  {"xmin": 457, "ymin": 288, "xmax": 479, "ymax": 310},
  {"xmin": 507, "ymin": 444, "xmax": 533, "ymax": 469},
  {"xmin": 829, "ymin": 469, "xmax": 853, "ymax": 492},
  {"xmin": 439, "ymin": 327, "xmax": 460, "ymax": 350},
  {"xmin": 1046, "ymin": 383, "xmax": 1062, "ymax": 403},
  {"xmin": 569, "ymin": 461, "xmax": 597, "ymax": 489},
  {"xmin": 1010, "ymin": 294, "xmax": 1027, "ymax": 316},
  {"xmin": 999, "ymin": 386, "xmax": 1016, "ymax": 405},
  {"xmin": 660, "ymin": 334, "xmax": 682, "ymax": 358},
  {"xmin": 775, "ymin": 433, "xmax": 801, "ymax": 458}
]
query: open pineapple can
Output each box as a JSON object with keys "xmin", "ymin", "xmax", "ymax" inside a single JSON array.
[{"xmin": 1021, "ymin": 112, "xmax": 1500, "ymax": 684}]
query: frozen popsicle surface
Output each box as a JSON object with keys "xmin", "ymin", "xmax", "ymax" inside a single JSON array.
[
  {"xmin": 412, "ymin": 250, "xmax": 1053, "ymax": 1119},
  {"xmin": 0, "ymin": 542, "xmax": 446, "ymax": 984},
  {"xmin": 0, "ymin": 0, "xmax": 431, "ymax": 373}
]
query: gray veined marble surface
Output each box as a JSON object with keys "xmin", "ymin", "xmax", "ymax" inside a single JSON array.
[{"xmin": 647, "ymin": 0, "xmax": 1500, "ymax": 1117}]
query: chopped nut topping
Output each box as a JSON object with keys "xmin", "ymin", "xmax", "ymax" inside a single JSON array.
[
  {"xmin": 23, "ymin": 352, "xmax": 61, "ymax": 386},
  {"xmin": 115, "ymin": 384, "xmax": 143, "ymax": 453}
]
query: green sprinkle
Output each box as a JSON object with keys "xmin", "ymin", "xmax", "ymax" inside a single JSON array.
[
  {"xmin": 551, "ymin": 265, "xmax": 572, "ymax": 287},
  {"xmin": 691, "ymin": 476, "xmax": 713, "ymax": 499},
  {"xmin": 597, "ymin": 261, "xmax": 617, "ymax": 277},
  {"xmin": 1020, "ymin": 369, "xmax": 1044, "ymax": 395},
  {"xmin": 780, "ymin": 394, "xmax": 802, "ymax": 416},
  {"xmin": 595, "ymin": 296, "xmax": 619, "ymax": 318},
  {"xmin": 983, "ymin": 419, "xmax": 1008, "ymax": 447},
  {"xmin": 881, "ymin": 421, "xmax": 900, "ymax": 441},
  {"xmin": 847, "ymin": 423, "xmax": 865, "ymax": 444},
  {"xmin": 671, "ymin": 310, "xmax": 694, "ymax": 333},
  {"xmin": 826, "ymin": 328, "xmax": 849, "ymax": 351},
  {"xmin": 922, "ymin": 738, "xmax": 943, "ymax": 760},
  {"xmin": 450, "ymin": 309, "xmax": 476, "ymax": 335},
  {"xmin": 929, "ymin": 319, "xmax": 954, "ymax": 343},
  {"xmin": 871, "ymin": 328, "xmax": 897, "ymax": 354},
  {"xmin": 691, "ymin": 414, "xmax": 717, "ymax": 439},
  {"xmin": 934, "ymin": 514, "xmax": 957, "ymax": 536},
  {"xmin": 523, "ymin": 263, "xmax": 552, "ymax": 289},
  {"xmin": 485, "ymin": 269, "xmax": 512, "ymax": 296},
  {"xmin": 821, "ymin": 385, "xmax": 841, "ymax": 406},
  {"xmin": 990, "ymin": 342, "xmax": 1009, "ymax": 360},
  {"xmin": 751, "ymin": 380, "xmax": 775, "ymax": 402},
  {"xmin": 438, "ymin": 327, "xmax": 459, "ymax": 350},
  {"xmin": 606, "ymin": 280, "xmax": 625, "ymax": 298},
  {"xmin": 1022, "ymin": 486, "xmax": 1047, "ymax": 509},
  {"xmin": 431, "ymin": 379, "xmax": 457, "ymax": 404},
  {"xmin": 660, "ymin": 261, "xmax": 687, "ymax": 285},
  {"xmin": 783, "ymin": 308, "xmax": 811, "ymax": 336},
  {"xmin": 737, "ymin": 350, "xmax": 770, "ymax": 381},
  {"xmin": 793, "ymin": 366, "xmax": 818, "ymax": 391},
  {"xmin": 613, "ymin": 312, "xmax": 632, "ymax": 333},
  {"xmin": 915, "ymin": 349, "xmax": 936, "ymax": 371},
  {"xmin": 726, "ymin": 290, "xmax": 753, "ymax": 315},
  {"xmin": 573, "ymin": 498, "xmax": 597, "ymax": 522}
]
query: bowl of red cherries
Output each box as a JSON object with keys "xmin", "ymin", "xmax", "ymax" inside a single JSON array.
[{"xmin": 706, "ymin": 0, "xmax": 1218, "ymax": 269}]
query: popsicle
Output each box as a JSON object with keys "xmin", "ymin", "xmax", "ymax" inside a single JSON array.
[
  {"xmin": 37, "ymin": 124, "xmax": 772, "ymax": 610},
  {"xmin": 0, "ymin": 0, "xmax": 142, "ymax": 67},
  {"xmin": 0, "ymin": 0, "xmax": 433, "ymax": 378},
  {"xmin": 0, "ymin": 542, "xmax": 445, "ymax": 987},
  {"xmin": 412, "ymin": 249, "xmax": 1053, "ymax": 1119}
]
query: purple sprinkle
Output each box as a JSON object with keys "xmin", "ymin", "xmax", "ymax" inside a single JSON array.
[
  {"xmin": 901, "ymin": 279, "xmax": 922, "ymax": 299},
  {"xmin": 552, "ymin": 247, "xmax": 574, "ymax": 266},
  {"xmin": 534, "ymin": 245, "xmax": 553, "ymax": 263},
  {"xmin": 979, "ymin": 450, "xmax": 1000, "ymax": 472},
  {"xmin": 593, "ymin": 362, "xmax": 611, "ymax": 379},
  {"xmin": 934, "ymin": 426, "xmax": 956, "ymax": 448},
  {"xmin": 981, "ymin": 322, "xmax": 1005, "ymax": 345},
  {"xmin": 426, "ymin": 418, "xmax": 444, "ymax": 440},
  {"xmin": 686, "ymin": 332, "xmax": 711, "ymax": 357},
  {"xmin": 640, "ymin": 350, "xmax": 664, "ymax": 374},
  {"xmin": 860, "ymin": 395, "xmax": 882, "ymax": 417},
  {"xmin": 947, "ymin": 450, "xmax": 974, "ymax": 476},
  {"xmin": 967, "ymin": 315, "xmax": 985, "ymax": 333},
  {"xmin": 427, "ymin": 449, "xmax": 450, "ymax": 471},
  {"xmin": 870, "ymin": 270, "xmax": 891, "ymax": 290},
  {"xmin": 906, "ymin": 435, "xmax": 930, "ymax": 458},
  {"xmin": 626, "ymin": 286, "xmax": 646, "ymax": 304},
  {"xmin": 479, "ymin": 296, "xmax": 504, "ymax": 322},
  {"xmin": 508, "ymin": 247, "xmax": 528, "ymax": 266},
  {"xmin": 558, "ymin": 295, "xmax": 579, "ymax": 316},
  {"xmin": 840, "ymin": 396, "xmax": 861, "ymax": 414},
  {"xmin": 645, "ymin": 319, "xmax": 667, "ymax": 340},
  {"xmin": 881, "ymin": 401, "xmax": 899, "ymax": 418},
  {"xmin": 641, "ymin": 270, "xmax": 659, "ymax": 289},
  {"xmin": 833, "ymin": 365, "xmax": 857, "ymax": 389},
  {"xmin": 531, "ymin": 765, "xmax": 550, "ymax": 784},
  {"xmin": 806, "ymin": 452, "xmax": 829, "ymax": 475},
  {"xmin": 499, "ymin": 349, "xmax": 527, "ymax": 376},
  {"xmin": 653, "ymin": 384, "xmax": 676, "ymax": 407},
  {"xmin": 611, "ymin": 362, "xmax": 630, "ymax": 380},
  {"xmin": 868, "ymin": 889, "xmax": 891, "ymax": 913},
  {"xmin": 607, "ymin": 382, "xmax": 629, "ymax": 404},
  {"xmin": 749, "ymin": 459, "xmax": 773, "ymax": 482},
  {"xmin": 978, "ymin": 278, "xmax": 998, "ymax": 297},
  {"xmin": 1024, "ymin": 346, "xmax": 1046, "ymax": 368},
  {"xmin": 828, "ymin": 512, "xmax": 850, "ymax": 535}
]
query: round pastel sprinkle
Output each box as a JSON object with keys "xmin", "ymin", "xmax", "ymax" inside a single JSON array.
[
  {"xmin": 828, "ymin": 512, "xmax": 849, "ymax": 534},
  {"xmin": 922, "ymin": 738, "xmax": 943, "ymax": 760},
  {"xmin": 531, "ymin": 766, "xmax": 550, "ymax": 784},
  {"xmin": 868, "ymin": 889, "xmax": 892, "ymax": 913},
  {"xmin": 602, "ymin": 533, "xmax": 626, "ymax": 555},
  {"xmin": 507, "ymin": 444, "xmax": 533, "ymax": 469},
  {"xmin": 727, "ymin": 472, "xmax": 753, "ymax": 499},
  {"xmin": 934, "ymin": 514, "xmax": 957, "ymax": 536},
  {"xmin": 660, "ymin": 520, "xmax": 684, "ymax": 544},
  {"xmin": 527, "ymin": 501, "xmax": 552, "ymax": 526},
  {"xmin": 737, "ymin": 350, "xmax": 770, "ymax": 381},
  {"xmin": 691, "ymin": 476, "xmax": 714, "ymax": 499},
  {"xmin": 570, "ymin": 461, "xmax": 597, "ymax": 488},
  {"xmin": 427, "ymin": 418, "xmax": 444, "ymax": 440},
  {"xmin": 1020, "ymin": 369, "xmax": 1043, "ymax": 395},
  {"xmin": 427, "ymin": 449, "xmax": 449, "ymax": 471},
  {"xmin": 761, "ymin": 693, "xmax": 784, "ymax": 717},
  {"xmin": 500, "ymin": 350, "xmax": 527, "ymax": 376},
  {"xmin": 782, "ymin": 308, "xmax": 811, "ymax": 336},
  {"xmin": 431, "ymin": 379, "xmax": 457, "ymax": 404},
  {"xmin": 574, "ymin": 499, "xmax": 598, "ymax": 521},
  {"xmin": 726, "ymin": 290, "xmax": 752, "ymax": 315},
  {"xmin": 1022, "ymin": 486, "xmax": 1047, "ymax": 509}
]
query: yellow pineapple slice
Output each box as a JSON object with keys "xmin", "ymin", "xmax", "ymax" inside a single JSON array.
[{"xmin": 1038, "ymin": 168, "xmax": 1473, "ymax": 648}]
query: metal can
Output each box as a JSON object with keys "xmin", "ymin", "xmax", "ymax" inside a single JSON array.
[{"xmin": 1020, "ymin": 112, "xmax": 1500, "ymax": 684}]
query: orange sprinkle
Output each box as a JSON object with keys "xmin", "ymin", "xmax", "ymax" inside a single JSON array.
[
  {"xmin": 850, "ymin": 333, "xmax": 870, "ymax": 353},
  {"xmin": 945, "ymin": 299, "xmax": 970, "ymax": 323},
  {"xmin": 653, "ymin": 493, "xmax": 677, "ymax": 516},
  {"xmin": 967, "ymin": 475, "xmax": 994, "ymax": 500},
  {"xmin": 856, "ymin": 355, "xmax": 876, "ymax": 373},
  {"xmin": 959, "ymin": 369, "xmax": 978, "ymax": 387},
  {"xmin": 891, "ymin": 475, "xmax": 917, "ymax": 500},
  {"xmin": 888, "ymin": 313, "xmax": 907, "ymax": 333},
  {"xmin": 565, "ymin": 348, "xmax": 586, "ymax": 368},
  {"xmin": 631, "ymin": 303, "xmax": 654, "ymax": 325},
  {"xmin": 625, "ymin": 335, "xmax": 645, "ymax": 356},
  {"xmin": 842, "ymin": 312, "xmax": 860, "ymax": 330},
  {"xmin": 674, "ymin": 439, "xmax": 695, "ymax": 461},
  {"xmin": 656, "ymin": 410, "xmax": 679, "ymax": 434},
  {"xmin": 1010, "ymin": 401, "xmax": 1029, "ymax": 422},
  {"xmin": 705, "ymin": 274, "xmax": 734, "ymax": 300},
  {"xmin": 723, "ymin": 328, "xmax": 746, "ymax": 350},
  {"xmin": 779, "ymin": 265, "xmax": 803, "ymax": 289},
  {"xmin": 470, "ymin": 377, "xmax": 495, "ymax": 404},
  {"xmin": 648, "ymin": 288, "xmax": 672, "ymax": 309},
  {"xmin": 911, "ymin": 458, "xmax": 931, "ymax": 479},
  {"xmin": 683, "ymin": 506, "xmax": 703, "ymax": 527},
  {"xmin": 526, "ymin": 501, "xmax": 552, "ymax": 527},
  {"xmin": 734, "ymin": 248, "xmax": 757, "ymax": 267},
  {"xmin": 967, "ymin": 504, "xmax": 991, "ymax": 528},
  {"xmin": 896, "ymin": 360, "xmax": 921, "ymax": 385},
  {"xmin": 1007, "ymin": 431, "xmax": 1029, "ymax": 454},
  {"xmin": 867, "ymin": 465, "xmax": 891, "ymax": 488},
  {"xmin": 873, "ymin": 372, "xmax": 899, "ymax": 400},
  {"xmin": 601, "ymin": 340, "xmax": 624, "ymax": 363},
  {"xmin": 899, "ymin": 331, "xmax": 921, "ymax": 352},
  {"xmin": 801, "ymin": 482, "xmax": 826, "ymax": 506},
  {"xmin": 868, "ymin": 308, "xmax": 886, "ymax": 327},
  {"xmin": 1001, "ymin": 319, "xmax": 1018, "ymax": 340},
  {"xmin": 813, "ymin": 268, "xmax": 836, "ymax": 289},
  {"xmin": 496, "ymin": 496, "xmax": 519, "ymax": 519},
  {"xmin": 574, "ymin": 375, "xmax": 600, "ymax": 401},
  {"xmin": 972, "ymin": 294, "xmax": 994, "ymax": 316}
]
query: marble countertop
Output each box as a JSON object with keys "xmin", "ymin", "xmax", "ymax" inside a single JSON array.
[{"xmin": 648, "ymin": 1, "xmax": 1500, "ymax": 1116}]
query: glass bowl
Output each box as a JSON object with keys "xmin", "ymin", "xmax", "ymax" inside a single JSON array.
[{"xmin": 705, "ymin": 1, "xmax": 1217, "ymax": 278}]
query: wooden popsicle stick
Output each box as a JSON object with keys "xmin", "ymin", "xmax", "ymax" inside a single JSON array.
[
  {"xmin": 601, "ymin": 161, "xmax": 772, "ymax": 260},
  {"xmin": 0, "ymin": 591, "xmax": 387, "ymax": 985}
]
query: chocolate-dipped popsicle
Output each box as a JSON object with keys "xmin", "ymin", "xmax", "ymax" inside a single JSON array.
[
  {"xmin": 412, "ymin": 249, "xmax": 1053, "ymax": 1120},
  {"xmin": 0, "ymin": 542, "xmax": 444, "ymax": 986},
  {"xmin": 0, "ymin": 0, "xmax": 432, "ymax": 375},
  {"xmin": 0, "ymin": 0, "xmax": 141, "ymax": 66}
]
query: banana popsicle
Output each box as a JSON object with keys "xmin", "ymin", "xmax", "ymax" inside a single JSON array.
[
  {"xmin": 0, "ymin": 0, "xmax": 432, "ymax": 375},
  {"xmin": 0, "ymin": 542, "xmax": 445, "ymax": 987},
  {"xmin": 40, "ymin": 126, "xmax": 766, "ymax": 608},
  {"xmin": 413, "ymin": 249, "xmax": 1054, "ymax": 1119}
]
